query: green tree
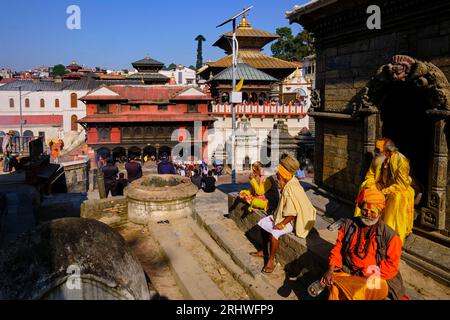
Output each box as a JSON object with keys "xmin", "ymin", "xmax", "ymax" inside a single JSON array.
[
  {"xmin": 50, "ymin": 64, "xmax": 69, "ymax": 77},
  {"xmin": 164, "ymin": 63, "xmax": 177, "ymax": 71},
  {"xmin": 271, "ymin": 27, "xmax": 315, "ymax": 61},
  {"xmin": 188, "ymin": 65, "xmax": 195, "ymax": 70},
  {"xmin": 195, "ymin": 35, "xmax": 206, "ymax": 70}
]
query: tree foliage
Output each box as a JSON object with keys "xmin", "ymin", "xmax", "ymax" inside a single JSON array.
[
  {"xmin": 195, "ymin": 35, "xmax": 206, "ymax": 70},
  {"xmin": 50, "ymin": 64, "xmax": 69, "ymax": 77},
  {"xmin": 271, "ymin": 27, "xmax": 315, "ymax": 62},
  {"xmin": 164, "ymin": 63, "xmax": 177, "ymax": 71}
]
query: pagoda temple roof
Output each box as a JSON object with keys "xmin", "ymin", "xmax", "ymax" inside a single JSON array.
[
  {"xmin": 209, "ymin": 63, "xmax": 278, "ymax": 82},
  {"xmin": 127, "ymin": 73, "xmax": 169, "ymax": 81},
  {"xmin": 209, "ymin": 51, "xmax": 298, "ymax": 69},
  {"xmin": 131, "ymin": 56, "xmax": 165, "ymax": 68},
  {"xmin": 213, "ymin": 15, "xmax": 279, "ymax": 53}
]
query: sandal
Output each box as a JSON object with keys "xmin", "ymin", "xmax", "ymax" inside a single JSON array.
[{"xmin": 262, "ymin": 264, "xmax": 275, "ymax": 274}]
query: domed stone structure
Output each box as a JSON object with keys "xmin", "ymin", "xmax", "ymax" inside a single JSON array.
[{"xmin": 0, "ymin": 218, "xmax": 151, "ymax": 300}]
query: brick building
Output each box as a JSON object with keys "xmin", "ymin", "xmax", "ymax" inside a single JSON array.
[{"xmin": 78, "ymin": 85, "xmax": 214, "ymax": 163}]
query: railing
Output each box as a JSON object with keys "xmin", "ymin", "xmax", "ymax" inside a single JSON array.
[
  {"xmin": 0, "ymin": 136, "xmax": 41, "ymax": 155},
  {"xmin": 210, "ymin": 103, "xmax": 306, "ymax": 116}
]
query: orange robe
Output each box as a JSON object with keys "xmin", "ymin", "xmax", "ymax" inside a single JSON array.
[{"xmin": 328, "ymin": 222, "xmax": 402, "ymax": 300}]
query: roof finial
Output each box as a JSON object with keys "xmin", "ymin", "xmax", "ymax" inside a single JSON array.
[{"xmin": 239, "ymin": 13, "xmax": 252, "ymax": 29}]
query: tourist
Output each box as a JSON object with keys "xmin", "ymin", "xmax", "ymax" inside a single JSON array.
[
  {"xmin": 191, "ymin": 168, "xmax": 203, "ymax": 189},
  {"xmin": 2, "ymin": 130, "xmax": 15, "ymax": 173},
  {"xmin": 157, "ymin": 153, "xmax": 176, "ymax": 175},
  {"xmin": 354, "ymin": 138, "xmax": 414, "ymax": 244},
  {"xmin": 125, "ymin": 156, "xmax": 143, "ymax": 183},
  {"xmin": 239, "ymin": 161, "xmax": 271, "ymax": 212},
  {"xmin": 116, "ymin": 172, "xmax": 128, "ymax": 196},
  {"xmin": 202, "ymin": 170, "xmax": 216, "ymax": 193},
  {"xmin": 253, "ymin": 154, "xmax": 316, "ymax": 273},
  {"xmin": 321, "ymin": 187, "xmax": 405, "ymax": 300},
  {"xmin": 102, "ymin": 158, "xmax": 119, "ymax": 197}
]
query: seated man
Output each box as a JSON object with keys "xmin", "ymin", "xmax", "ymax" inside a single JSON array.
[
  {"xmin": 354, "ymin": 138, "xmax": 414, "ymax": 244},
  {"xmin": 253, "ymin": 154, "xmax": 316, "ymax": 273},
  {"xmin": 322, "ymin": 187, "xmax": 405, "ymax": 300}
]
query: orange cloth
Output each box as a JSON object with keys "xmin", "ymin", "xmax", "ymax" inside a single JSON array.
[
  {"xmin": 328, "ymin": 272, "xmax": 389, "ymax": 300},
  {"xmin": 356, "ymin": 187, "xmax": 386, "ymax": 218},
  {"xmin": 52, "ymin": 142, "xmax": 60, "ymax": 159},
  {"xmin": 375, "ymin": 140, "xmax": 386, "ymax": 152},
  {"xmin": 278, "ymin": 164, "xmax": 293, "ymax": 180},
  {"xmin": 329, "ymin": 222, "xmax": 402, "ymax": 280}
]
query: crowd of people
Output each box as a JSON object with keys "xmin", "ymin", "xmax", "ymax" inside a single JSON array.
[
  {"xmin": 98, "ymin": 155, "xmax": 142, "ymax": 197},
  {"xmin": 237, "ymin": 138, "xmax": 413, "ymax": 300}
]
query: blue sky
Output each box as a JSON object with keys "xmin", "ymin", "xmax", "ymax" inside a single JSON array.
[{"xmin": 0, "ymin": 0, "xmax": 308, "ymax": 71}]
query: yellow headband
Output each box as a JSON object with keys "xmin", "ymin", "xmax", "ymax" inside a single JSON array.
[{"xmin": 278, "ymin": 164, "xmax": 293, "ymax": 180}]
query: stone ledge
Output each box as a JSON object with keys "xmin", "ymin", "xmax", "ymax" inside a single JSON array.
[{"xmin": 227, "ymin": 192, "xmax": 332, "ymax": 279}]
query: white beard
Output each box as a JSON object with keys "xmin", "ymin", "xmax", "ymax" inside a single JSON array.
[
  {"xmin": 373, "ymin": 154, "xmax": 387, "ymax": 167},
  {"xmin": 360, "ymin": 216, "xmax": 379, "ymax": 226}
]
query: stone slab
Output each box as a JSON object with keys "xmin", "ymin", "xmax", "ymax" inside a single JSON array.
[
  {"xmin": 190, "ymin": 221, "xmax": 285, "ymax": 300},
  {"xmin": 151, "ymin": 224, "xmax": 226, "ymax": 300}
]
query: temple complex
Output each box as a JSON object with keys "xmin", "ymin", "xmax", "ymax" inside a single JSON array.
[{"xmin": 287, "ymin": 0, "xmax": 450, "ymax": 285}]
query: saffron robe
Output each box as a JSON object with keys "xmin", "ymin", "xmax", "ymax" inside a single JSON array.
[{"xmin": 355, "ymin": 151, "xmax": 415, "ymax": 243}]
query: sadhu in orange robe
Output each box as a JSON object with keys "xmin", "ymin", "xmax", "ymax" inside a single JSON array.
[{"xmin": 328, "ymin": 218, "xmax": 403, "ymax": 300}]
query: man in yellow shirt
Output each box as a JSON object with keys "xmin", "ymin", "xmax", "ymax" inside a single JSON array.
[
  {"xmin": 253, "ymin": 154, "xmax": 316, "ymax": 273},
  {"xmin": 355, "ymin": 138, "xmax": 415, "ymax": 244}
]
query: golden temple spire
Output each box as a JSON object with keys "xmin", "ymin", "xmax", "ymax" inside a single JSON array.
[{"xmin": 238, "ymin": 13, "xmax": 252, "ymax": 29}]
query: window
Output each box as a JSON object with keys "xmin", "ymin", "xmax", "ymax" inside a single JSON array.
[
  {"xmin": 130, "ymin": 105, "xmax": 140, "ymax": 111},
  {"xmin": 25, "ymin": 98, "xmax": 30, "ymax": 108},
  {"xmin": 97, "ymin": 126, "xmax": 111, "ymax": 142},
  {"xmin": 40, "ymin": 99, "xmax": 45, "ymax": 108},
  {"xmin": 158, "ymin": 105, "xmax": 168, "ymax": 111},
  {"xmin": 186, "ymin": 79, "xmax": 194, "ymax": 85},
  {"xmin": 98, "ymin": 103, "xmax": 109, "ymax": 114},
  {"xmin": 55, "ymin": 99, "xmax": 60, "ymax": 108},
  {"xmin": 9, "ymin": 98, "xmax": 14, "ymax": 108},
  {"xmin": 187, "ymin": 104, "xmax": 198, "ymax": 113},
  {"xmin": 71, "ymin": 93, "xmax": 77, "ymax": 108},
  {"xmin": 71, "ymin": 115, "xmax": 78, "ymax": 131}
]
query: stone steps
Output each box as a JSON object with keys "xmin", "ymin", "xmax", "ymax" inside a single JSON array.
[
  {"xmin": 150, "ymin": 223, "xmax": 227, "ymax": 300},
  {"xmin": 194, "ymin": 191, "xmax": 303, "ymax": 300},
  {"xmin": 189, "ymin": 221, "xmax": 285, "ymax": 300}
]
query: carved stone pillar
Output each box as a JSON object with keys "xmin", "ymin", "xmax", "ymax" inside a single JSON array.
[{"xmin": 422, "ymin": 110, "xmax": 450, "ymax": 230}]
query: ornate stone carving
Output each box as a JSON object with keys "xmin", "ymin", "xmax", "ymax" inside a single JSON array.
[
  {"xmin": 309, "ymin": 89, "xmax": 321, "ymax": 111},
  {"xmin": 359, "ymin": 55, "xmax": 450, "ymax": 113},
  {"xmin": 387, "ymin": 55, "xmax": 415, "ymax": 81}
]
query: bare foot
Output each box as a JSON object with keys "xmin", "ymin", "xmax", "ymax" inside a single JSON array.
[
  {"xmin": 250, "ymin": 251, "xmax": 265, "ymax": 258},
  {"xmin": 262, "ymin": 259, "xmax": 275, "ymax": 273}
]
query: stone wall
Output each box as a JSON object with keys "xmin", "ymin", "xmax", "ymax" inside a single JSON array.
[
  {"xmin": 304, "ymin": 1, "xmax": 450, "ymax": 203},
  {"xmin": 315, "ymin": 119, "xmax": 364, "ymax": 199},
  {"xmin": 80, "ymin": 196, "xmax": 127, "ymax": 227},
  {"xmin": 62, "ymin": 160, "xmax": 90, "ymax": 193}
]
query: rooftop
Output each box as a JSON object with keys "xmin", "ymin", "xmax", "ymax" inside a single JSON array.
[
  {"xmin": 131, "ymin": 56, "xmax": 165, "ymax": 67},
  {"xmin": 209, "ymin": 63, "xmax": 278, "ymax": 82}
]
